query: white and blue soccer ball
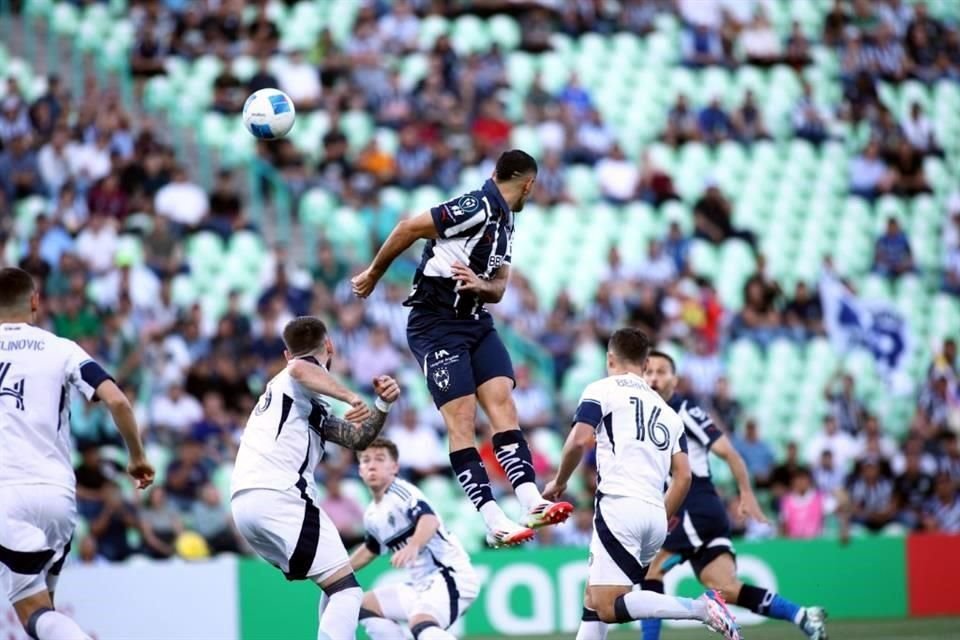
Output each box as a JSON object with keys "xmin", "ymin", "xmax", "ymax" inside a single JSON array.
[{"xmin": 242, "ymin": 88, "xmax": 296, "ymax": 140}]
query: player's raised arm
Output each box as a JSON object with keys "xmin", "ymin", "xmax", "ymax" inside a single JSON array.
[
  {"xmin": 287, "ymin": 358, "xmax": 372, "ymax": 423},
  {"xmin": 711, "ymin": 435, "xmax": 769, "ymax": 523},
  {"xmin": 352, "ymin": 211, "xmax": 439, "ymax": 298},
  {"xmin": 324, "ymin": 375, "xmax": 401, "ymax": 450},
  {"xmin": 95, "ymin": 379, "xmax": 155, "ymax": 489},
  {"xmin": 543, "ymin": 422, "xmax": 595, "ymax": 500}
]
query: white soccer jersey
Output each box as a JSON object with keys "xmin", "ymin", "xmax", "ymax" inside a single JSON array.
[
  {"xmin": 0, "ymin": 322, "xmax": 110, "ymax": 491},
  {"xmin": 231, "ymin": 364, "xmax": 332, "ymax": 497},
  {"xmin": 363, "ymin": 479, "xmax": 472, "ymax": 583},
  {"xmin": 573, "ymin": 373, "xmax": 687, "ymax": 505}
]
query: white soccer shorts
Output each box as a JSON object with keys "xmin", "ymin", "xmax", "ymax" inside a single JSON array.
[
  {"xmin": 0, "ymin": 485, "xmax": 76, "ymax": 602},
  {"xmin": 373, "ymin": 567, "xmax": 480, "ymax": 630},
  {"xmin": 588, "ymin": 493, "xmax": 667, "ymax": 587},
  {"xmin": 232, "ymin": 486, "xmax": 349, "ymax": 583}
]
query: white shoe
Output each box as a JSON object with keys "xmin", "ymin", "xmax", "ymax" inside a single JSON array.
[
  {"xmin": 799, "ymin": 606, "xmax": 828, "ymax": 640},
  {"xmin": 485, "ymin": 520, "xmax": 535, "ymax": 548},
  {"xmin": 700, "ymin": 590, "xmax": 742, "ymax": 640}
]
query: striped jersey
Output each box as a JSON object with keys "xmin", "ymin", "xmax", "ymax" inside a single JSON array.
[
  {"xmin": 573, "ymin": 373, "xmax": 687, "ymax": 506},
  {"xmin": 669, "ymin": 394, "xmax": 723, "ymax": 491},
  {"xmin": 232, "ymin": 358, "xmax": 331, "ymax": 498},
  {"xmin": 0, "ymin": 322, "xmax": 112, "ymax": 491},
  {"xmin": 362, "ymin": 478, "xmax": 472, "ymax": 583},
  {"xmin": 404, "ymin": 179, "xmax": 514, "ymax": 317}
]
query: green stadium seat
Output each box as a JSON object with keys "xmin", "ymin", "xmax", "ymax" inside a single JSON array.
[{"xmin": 488, "ymin": 14, "xmax": 521, "ymax": 50}]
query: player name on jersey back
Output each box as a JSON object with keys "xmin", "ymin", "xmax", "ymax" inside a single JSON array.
[
  {"xmin": 0, "ymin": 323, "xmax": 110, "ymax": 491},
  {"xmin": 574, "ymin": 373, "xmax": 687, "ymax": 506}
]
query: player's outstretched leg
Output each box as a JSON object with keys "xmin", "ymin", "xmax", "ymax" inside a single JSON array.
[
  {"xmin": 591, "ymin": 585, "xmax": 741, "ymax": 640},
  {"xmin": 12, "ymin": 592, "xmax": 92, "ymax": 640},
  {"xmin": 477, "ymin": 378, "xmax": 573, "ymax": 530},
  {"xmin": 442, "ymin": 395, "xmax": 534, "ymax": 547},
  {"xmin": 576, "ymin": 607, "xmax": 609, "ymax": 640},
  {"xmin": 698, "ymin": 553, "xmax": 828, "ymax": 639}
]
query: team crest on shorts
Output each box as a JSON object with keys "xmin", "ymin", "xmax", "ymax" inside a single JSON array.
[{"xmin": 433, "ymin": 367, "xmax": 451, "ymax": 391}]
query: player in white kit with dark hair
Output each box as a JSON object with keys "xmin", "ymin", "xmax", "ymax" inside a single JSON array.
[
  {"xmin": 544, "ymin": 328, "xmax": 741, "ymax": 640},
  {"xmin": 230, "ymin": 315, "xmax": 400, "ymax": 640},
  {"xmin": 351, "ymin": 438, "xmax": 480, "ymax": 640},
  {"xmin": 0, "ymin": 267, "xmax": 155, "ymax": 640}
]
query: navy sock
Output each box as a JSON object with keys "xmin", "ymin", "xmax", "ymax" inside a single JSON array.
[
  {"xmin": 581, "ymin": 607, "xmax": 600, "ymax": 622},
  {"xmin": 738, "ymin": 584, "xmax": 802, "ymax": 623},
  {"xmin": 640, "ymin": 579, "xmax": 664, "ymax": 640},
  {"xmin": 491, "ymin": 429, "xmax": 538, "ymax": 489},
  {"xmin": 450, "ymin": 447, "xmax": 495, "ymax": 510},
  {"xmin": 614, "ymin": 595, "xmax": 632, "ymax": 623}
]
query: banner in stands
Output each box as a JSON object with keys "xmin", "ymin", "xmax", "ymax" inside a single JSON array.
[
  {"xmin": 237, "ymin": 537, "xmax": 907, "ymax": 638},
  {"xmin": 819, "ymin": 271, "xmax": 912, "ymax": 392}
]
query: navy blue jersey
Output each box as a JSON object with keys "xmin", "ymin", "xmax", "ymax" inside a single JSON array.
[
  {"xmin": 404, "ymin": 179, "xmax": 514, "ymax": 318},
  {"xmin": 669, "ymin": 393, "xmax": 723, "ymax": 492}
]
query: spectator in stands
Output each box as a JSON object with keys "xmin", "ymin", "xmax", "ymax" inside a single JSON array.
[
  {"xmin": 890, "ymin": 140, "xmax": 930, "ymax": 196},
  {"xmin": 850, "ymin": 141, "xmax": 893, "ymax": 200},
  {"xmin": 856, "ymin": 415, "xmax": 899, "ymax": 462},
  {"xmin": 385, "ymin": 408, "xmax": 446, "ymax": 483},
  {"xmin": 75, "ymin": 444, "xmax": 123, "ymax": 517},
  {"xmin": 568, "ymin": 108, "xmax": 614, "ymax": 165},
  {"xmin": 894, "ymin": 445, "xmax": 934, "ymax": 529},
  {"xmin": 247, "ymin": 52, "xmax": 280, "ymax": 94},
  {"xmin": 770, "ymin": 441, "xmax": 802, "ymax": 500},
  {"xmin": 77, "ymin": 536, "xmax": 107, "ymax": 566},
  {"xmin": 731, "ymin": 90, "xmax": 770, "ymax": 143},
  {"xmin": 663, "ymin": 94, "xmax": 700, "ymax": 146},
  {"xmin": 784, "ymin": 281, "xmax": 824, "ymax": 339},
  {"xmin": 633, "ymin": 240, "xmax": 677, "ymax": 288},
  {"xmin": 18, "ymin": 235, "xmax": 51, "ymax": 285},
  {"xmin": 938, "ymin": 432, "xmax": 960, "ymax": 482},
  {"xmin": 378, "ymin": 0, "xmax": 420, "ymax": 53},
  {"xmin": 596, "ymin": 144, "xmax": 637, "ymax": 205},
  {"xmin": 780, "ymin": 467, "xmax": 825, "ymax": 539},
  {"xmin": 709, "ymin": 376, "xmax": 741, "ymax": 433},
  {"xmin": 813, "ymin": 449, "xmax": 847, "ymax": 499},
  {"xmin": 785, "ymin": 20, "xmax": 813, "ymax": 69},
  {"xmin": 0, "ymin": 96, "xmax": 31, "ymax": 146},
  {"xmin": 944, "ymin": 240, "xmax": 960, "ymax": 296},
  {"xmin": 693, "ymin": 182, "xmax": 756, "ymax": 248},
  {"xmin": 826, "ymin": 372, "xmax": 866, "ymax": 436},
  {"xmin": 140, "ymin": 487, "xmax": 184, "ymax": 559},
  {"xmin": 733, "ymin": 419, "xmax": 776, "ymax": 487},
  {"xmin": 740, "ymin": 11, "xmax": 783, "ymax": 67},
  {"xmin": 849, "ymin": 457, "xmax": 898, "ymax": 533},
  {"xmin": 211, "ymin": 69, "xmax": 244, "ymax": 115},
  {"xmin": 394, "ymin": 125, "xmax": 433, "ymax": 188},
  {"xmin": 905, "ymin": 2, "xmax": 944, "ymax": 80},
  {"xmin": 870, "ymin": 23, "xmax": 909, "ymax": 82},
  {"xmin": 873, "ymin": 217, "xmax": 915, "ymax": 278},
  {"xmin": 130, "ymin": 21, "xmax": 168, "ymax": 77},
  {"xmin": 533, "ymin": 150, "xmax": 568, "ymax": 205},
  {"xmin": 922, "ymin": 471, "xmax": 960, "ymax": 533},
  {"xmin": 277, "ymin": 50, "xmax": 323, "ymax": 111},
  {"xmin": 556, "ymin": 72, "xmax": 593, "ymax": 120},
  {"xmin": 793, "ymin": 80, "xmax": 832, "ymax": 144},
  {"xmin": 637, "ymin": 150, "xmax": 679, "ymax": 206},
  {"xmin": 37, "ymin": 126, "xmax": 72, "ymax": 197},
  {"xmin": 319, "ymin": 471, "xmax": 365, "ymax": 549},
  {"xmin": 680, "ymin": 335, "xmax": 723, "ymax": 396},
  {"xmin": 805, "ymin": 415, "xmax": 859, "ymax": 473},
  {"xmin": 697, "ymin": 97, "xmax": 734, "ymax": 145},
  {"xmin": 513, "ymin": 366, "xmax": 554, "ymax": 431},
  {"xmin": 681, "ymin": 23, "xmax": 724, "ymax": 68},
  {"xmin": 732, "ymin": 275, "xmax": 782, "ymax": 346},
  {"xmin": 165, "ymin": 437, "xmax": 212, "ymax": 509},
  {"xmin": 88, "ymin": 481, "xmax": 139, "ymax": 562},
  {"xmin": 0, "ymin": 134, "xmax": 42, "ymax": 201},
  {"xmin": 154, "ymin": 165, "xmax": 209, "ymax": 229},
  {"xmin": 190, "ymin": 484, "xmax": 243, "ymax": 554},
  {"xmin": 348, "ymin": 325, "xmax": 402, "ymax": 393},
  {"xmin": 150, "ymin": 382, "xmax": 203, "ymax": 444}
]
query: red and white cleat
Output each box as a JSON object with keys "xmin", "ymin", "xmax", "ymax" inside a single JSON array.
[
  {"xmin": 526, "ymin": 500, "xmax": 574, "ymax": 529},
  {"xmin": 485, "ymin": 521, "xmax": 536, "ymax": 548}
]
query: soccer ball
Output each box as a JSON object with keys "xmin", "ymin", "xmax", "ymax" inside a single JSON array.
[{"xmin": 242, "ymin": 88, "xmax": 296, "ymax": 140}]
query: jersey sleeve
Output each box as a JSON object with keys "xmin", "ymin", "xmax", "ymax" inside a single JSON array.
[
  {"xmin": 572, "ymin": 381, "xmax": 604, "ymax": 428},
  {"xmin": 429, "ymin": 191, "xmax": 488, "ymax": 239},
  {"xmin": 388, "ymin": 481, "xmax": 435, "ymax": 525},
  {"xmin": 681, "ymin": 401, "xmax": 723, "ymax": 450},
  {"xmin": 62, "ymin": 338, "xmax": 114, "ymax": 401}
]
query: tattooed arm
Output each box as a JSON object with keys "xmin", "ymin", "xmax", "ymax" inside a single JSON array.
[{"xmin": 323, "ymin": 375, "xmax": 401, "ymax": 451}]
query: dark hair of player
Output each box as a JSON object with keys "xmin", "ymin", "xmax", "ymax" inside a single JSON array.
[
  {"xmin": 647, "ymin": 349, "xmax": 677, "ymax": 374},
  {"xmin": 0, "ymin": 267, "xmax": 36, "ymax": 311},
  {"xmin": 494, "ymin": 149, "xmax": 538, "ymax": 181},
  {"xmin": 362, "ymin": 437, "xmax": 399, "ymax": 461},
  {"xmin": 282, "ymin": 316, "xmax": 328, "ymax": 357},
  {"xmin": 608, "ymin": 328, "xmax": 652, "ymax": 365}
]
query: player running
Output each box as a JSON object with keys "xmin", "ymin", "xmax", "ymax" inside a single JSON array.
[
  {"xmin": 638, "ymin": 351, "xmax": 828, "ymax": 640},
  {"xmin": 543, "ymin": 329, "xmax": 741, "ymax": 640},
  {"xmin": 350, "ymin": 438, "xmax": 480, "ymax": 640},
  {"xmin": 0, "ymin": 267, "xmax": 155, "ymax": 640},
  {"xmin": 230, "ymin": 316, "xmax": 400, "ymax": 640},
  {"xmin": 351, "ymin": 149, "xmax": 571, "ymax": 548}
]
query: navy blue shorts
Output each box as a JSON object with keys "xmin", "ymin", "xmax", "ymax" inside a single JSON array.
[
  {"xmin": 406, "ymin": 307, "xmax": 514, "ymax": 408},
  {"xmin": 662, "ymin": 488, "xmax": 735, "ymax": 578}
]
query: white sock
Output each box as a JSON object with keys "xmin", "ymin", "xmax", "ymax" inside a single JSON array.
[
  {"xmin": 418, "ymin": 625, "xmax": 456, "ymax": 640},
  {"xmin": 318, "ymin": 587, "xmax": 362, "ymax": 640},
  {"xmin": 479, "ymin": 500, "xmax": 509, "ymax": 530},
  {"xmin": 620, "ymin": 591, "xmax": 707, "ymax": 621},
  {"xmin": 361, "ymin": 617, "xmax": 407, "ymax": 640},
  {"xmin": 515, "ymin": 481, "xmax": 544, "ymax": 511},
  {"xmin": 33, "ymin": 610, "xmax": 92, "ymax": 640},
  {"xmin": 575, "ymin": 620, "xmax": 609, "ymax": 640}
]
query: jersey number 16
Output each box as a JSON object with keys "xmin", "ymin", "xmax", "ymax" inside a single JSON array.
[{"xmin": 629, "ymin": 396, "xmax": 670, "ymax": 451}]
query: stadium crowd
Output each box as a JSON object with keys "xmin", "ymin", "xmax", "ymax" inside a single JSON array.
[{"xmin": 1, "ymin": 0, "xmax": 960, "ymax": 561}]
